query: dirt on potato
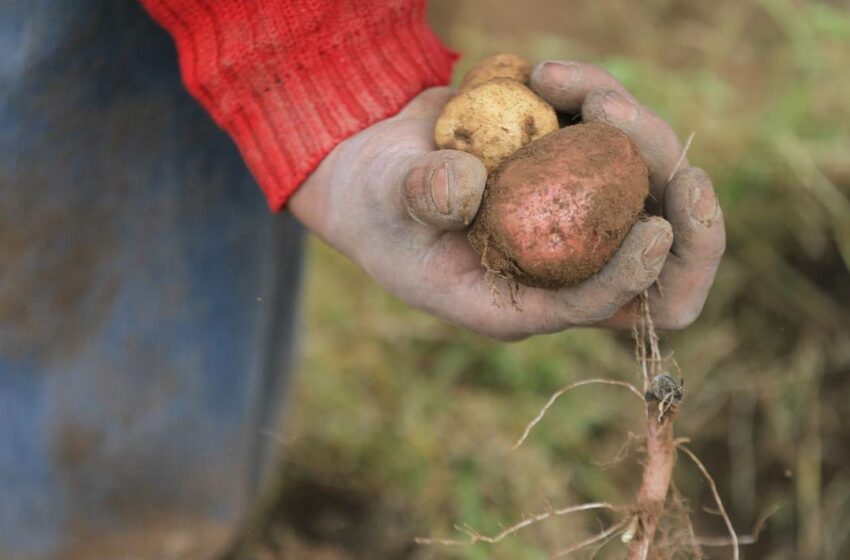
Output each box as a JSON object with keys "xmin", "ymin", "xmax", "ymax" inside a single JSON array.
[{"xmin": 469, "ymin": 122, "xmax": 649, "ymax": 289}]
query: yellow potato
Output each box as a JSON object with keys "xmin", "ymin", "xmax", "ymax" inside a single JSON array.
[
  {"xmin": 459, "ymin": 53, "xmax": 532, "ymax": 91},
  {"xmin": 435, "ymin": 78, "xmax": 558, "ymax": 172}
]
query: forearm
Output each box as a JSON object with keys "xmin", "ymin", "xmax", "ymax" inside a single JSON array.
[{"xmin": 139, "ymin": 0, "xmax": 457, "ymax": 210}]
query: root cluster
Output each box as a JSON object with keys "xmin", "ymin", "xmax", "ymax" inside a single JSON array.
[{"xmin": 417, "ymin": 291, "xmax": 766, "ymax": 558}]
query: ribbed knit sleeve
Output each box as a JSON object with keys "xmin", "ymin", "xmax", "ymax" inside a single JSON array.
[{"xmin": 139, "ymin": 0, "xmax": 458, "ymax": 210}]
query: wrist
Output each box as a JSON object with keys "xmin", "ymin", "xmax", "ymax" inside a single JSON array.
[{"xmin": 287, "ymin": 151, "xmax": 335, "ymax": 243}]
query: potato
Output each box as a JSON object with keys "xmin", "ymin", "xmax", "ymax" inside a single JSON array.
[
  {"xmin": 459, "ymin": 53, "xmax": 532, "ymax": 91},
  {"xmin": 468, "ymin": 122, "xmax": 649, "ymax": 289},
  {"xmin": 434, "ymin": 78, "xmax": 558, "ymax": 173}
]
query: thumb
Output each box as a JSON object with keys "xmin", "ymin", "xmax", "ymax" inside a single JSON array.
[{"xmin": 401, "ymin": 150, "xmax": 487, "ymax": 231}]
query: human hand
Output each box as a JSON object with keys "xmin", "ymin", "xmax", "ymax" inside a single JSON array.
[
  {"xmin": 528, "ymin": 60, "xmax": 726, "ymax": 330},
  {"xmin": 289, "ymin": 64, "xmax": 724, "ymax": 340}
]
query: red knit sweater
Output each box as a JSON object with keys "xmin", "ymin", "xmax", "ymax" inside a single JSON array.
[{"xmin": 140, "ymin": 0, "xmax": 457, "ymax": 210}]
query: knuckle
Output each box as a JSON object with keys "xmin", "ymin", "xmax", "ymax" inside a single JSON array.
[
  {"xmin": 677, "ymin": 166, "xmax": 712, "ymax": 185},
  {"xmin": 601, "ymin": 92, "xmax": 640, "ymax": 123},
  {"xmin": 583, "ymin": 87, "xmax": 611, "ymax": 109},
  {"xmin": 558, "ymin": 290, "xmax": 621, "ymax": 326},
  {"xmin": 576, "ymin": 62, "xmax": 619, "ymax": 87},
  {"xmin": 606, "ymin": 274, "xmax": 647, "ymax": 306},
  {"xmin": 583, "ymin": 88, "xmax": 640, "ymax": 127},
  {"xmin": 622, "ymin": 255, "xmax": 662, "ymax": 293}
]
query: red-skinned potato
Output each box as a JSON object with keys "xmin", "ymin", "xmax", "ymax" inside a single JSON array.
[{"xmin": 468, "ymin": 122, "xmax": 649, "ymax": 289}]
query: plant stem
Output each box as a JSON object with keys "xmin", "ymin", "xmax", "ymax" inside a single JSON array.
[{"xmin": 627, "ymin": 403, "xmax": 676, "ymax": 559}]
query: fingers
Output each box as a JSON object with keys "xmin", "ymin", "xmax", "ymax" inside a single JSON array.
[
  {"xmin": 401, "ymin": 150, "xmax": 487, "ymax": 231},
  {"xmin": 443, "ymin": 217, "xmax": 673, "ymax": 340},
  {"xmin": 530, "ymin": 59, "xmax": 721, "ymax": 331},
  {"xmin": 397, "ymin": 69, "xmax": 717, "ymax": 336},
  {"xmin": 530, "ymin": 60, "xmax": 686, "ymax": 202},
  {"xmin": 411, "ymin": 216, "xmax": 673, "ymax": 341},
  {"xmin": 552, "ymin": 217, "xmax": 673, "ymax": 326},
  {"xmin": 601, "ymin": 167, "xmax": 725, "ymax": 330},
  {"xmin": 582, "ymin": 89, "xmax": 685, "ymax": 201},
  {"xmin": 397, "ymin": 87, "xmax": 488, "ymax": 231},
  {"xmin": 652, "ymin": 167, "xmax": 725, "ymax": 328},
  {"xmin": 665, "ymin": 167, "xmax": 725, "ymax": 257},
  {"xmin": 530, "ymin": 61, "xmax": 631, "ymax": 114}
]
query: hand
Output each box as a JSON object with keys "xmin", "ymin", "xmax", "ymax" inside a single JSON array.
[
  {"xmin": 529, "ymin": 60, "xmax": 726, "ymax": 330},
  {"xmin": 289, "ymin": 63, "xmax": 724, "ymax": 340}
]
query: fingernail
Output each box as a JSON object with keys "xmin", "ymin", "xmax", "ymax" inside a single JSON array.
[
  {"xmin": 430, "ymin": 163, "xmax": 451, "ymax": 214},
  {"xmin": 689, "ymin": 181, "xmax": 718, "ymax": 226},
  {"xmin": 642, "ymin": 230, "xmax": 672, "ymax": 269},
  {"xmin": 600, "ymin": 90, "xmax": 639, "ymax": 123},
  {"xmin": 534, "ymin": 60, "xmax": 581, "ymax": 87}
]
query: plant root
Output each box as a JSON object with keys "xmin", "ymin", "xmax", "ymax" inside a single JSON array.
[
  {"xmin": 417, "ymin": 290, "xmax": 765, "ymax": 558},
  {"xmin": 625, "ymin": 387, "xmax": 679, "ymax": 559},
  {"xmin": 512, "ymin": 378, "xmax": 643, "ymax": 450},
  {"xmin": 414, "ymin": 502, "xmax": 624, "ymax": 547},
  {"xmin": 678, "ymin": 445, "xmax": 740, "ymax": 560}
]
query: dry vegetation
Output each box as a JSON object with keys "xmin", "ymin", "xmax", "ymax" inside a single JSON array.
[{"xmin": 229, "ymin": 1, "xmax": 850, "ymax": 558}]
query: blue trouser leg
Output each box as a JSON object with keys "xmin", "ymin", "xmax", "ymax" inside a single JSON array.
[{"xmin": 0, "ymin": 1, "xmax": 304, "ymax": 557}]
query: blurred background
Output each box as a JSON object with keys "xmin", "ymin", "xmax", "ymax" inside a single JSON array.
[{"xmin": 233, "ymin": 1, "xmax": 850, "ymax": 558}]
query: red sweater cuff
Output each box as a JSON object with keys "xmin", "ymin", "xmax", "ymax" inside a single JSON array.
[{"xmin": 140, "ymin": 0, "xmax": 458, "ymax": 210}]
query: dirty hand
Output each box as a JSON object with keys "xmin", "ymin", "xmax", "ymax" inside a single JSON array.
[
  {"xmin": 528, "ymin": 61, "xmax": 726, "ymax": 329},
  {"xmin": 289, "ymin": 63, "xmax": 725, "ymax": 340}
]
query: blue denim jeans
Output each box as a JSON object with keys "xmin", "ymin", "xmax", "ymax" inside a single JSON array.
[{"xmin": 0, "ymin": 1, "xmax": 304, "ymax": 557}]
